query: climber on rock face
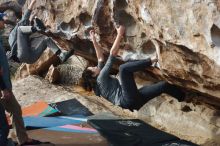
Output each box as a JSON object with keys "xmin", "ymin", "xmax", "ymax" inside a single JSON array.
[
  {"xmin": 8, "ymin": 0, "xmax": 74, "ymax": 64},
  {"xmin": 81, "ymin": 26, "xmax": 185, "ymax": 111}
]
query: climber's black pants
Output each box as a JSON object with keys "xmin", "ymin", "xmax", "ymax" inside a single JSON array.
[{"xmin": 119, "ymin": 59, "xmax": 184, "ymax": 110}]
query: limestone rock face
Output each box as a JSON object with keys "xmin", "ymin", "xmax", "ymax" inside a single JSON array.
[
  {"xmin": 45, "ymin": 56, "xmax": 88, "ymax": 84},
  {"xmin": 23, "ymin": 0, "xmax": 220, "ymax": 103},
  {"xmin": 138, "ymin": 94, "xmax": 220, "ymax": 145}
]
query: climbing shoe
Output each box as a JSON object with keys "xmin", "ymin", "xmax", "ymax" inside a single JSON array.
[{"xmin": 34, "ymin": 17, "xmax": 46, "ymax": 32}]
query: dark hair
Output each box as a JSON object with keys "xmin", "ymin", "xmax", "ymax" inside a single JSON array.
[{"xmin": 80, "ymin": 68, "xmax": 97, "ymax": 91}]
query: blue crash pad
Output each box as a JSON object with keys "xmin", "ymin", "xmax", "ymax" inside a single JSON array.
[{"xmin": 23, "ymin": 116, "xmax": 84, "ymax": 129}]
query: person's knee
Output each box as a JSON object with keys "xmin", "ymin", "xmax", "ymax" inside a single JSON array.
[
  {"xmin": 17, "ymin": 26, "xmax": 27, "ymax": 33},
  {"xmin": 9, "ymin": 104, "xmax": 22, "ymax": 117},
  {"xmin": 160, "ymin": 81, "xmax": 170, "ymax": 89},
  {"xmin": 14, "ymin": 101, "xmax": 22, "ymax": 116},
  {"xmin": 119, "ymin": 64, "xmax": 129, "ymax": 74},
  {"xmin": 18, "ymin": 26, "xmax": 33, "ymax": 33},
  {"xmin": 43, "ymin": 37, "xmax": 53, "ymax": 46},
  {"xmin": 7, "ymin": 94, "xmax": 22, "ymax": 115},
  {"xmin": 44, "ymin": 37, "xmax": 51, "ymax": 42}
]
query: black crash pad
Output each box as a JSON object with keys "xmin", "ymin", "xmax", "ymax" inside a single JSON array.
[
  {"xmin": 88, "ymin": 119, "xmax": 198, "ymax": 146},
  {"xmin": 49, "ymin": 99, "xmax": 93, "ymax": 116}
]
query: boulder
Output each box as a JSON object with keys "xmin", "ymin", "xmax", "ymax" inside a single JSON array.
[
  {"xmin": 20, "ymin": 0, "xmax": 220, "ymax": 103},
  {"xmin": 138, "ymin": 94, "xmax": 220, "ymax": 145}
]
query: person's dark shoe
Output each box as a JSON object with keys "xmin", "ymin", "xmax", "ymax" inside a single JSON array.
[
  {"xmin": 175, "ymin": 89, "xmax": 186, "ymax": 102},
  {"xmin": 20, "ymin": 139, "xmax": 51, "ymax": 146},
  {"xmin": 34, "ymin": 17, "xmax": 46, "ymax": 32},
  {"xmin": 20, "ymin": 139, "xmax": 42, "ymax": 146},
  {"xmin": 177, "ymin": 95, "xmax": 185, "ymax": 102},
  {"xmin": 58, "ymin": 49, "xmax": 75, "ymax": 63}
]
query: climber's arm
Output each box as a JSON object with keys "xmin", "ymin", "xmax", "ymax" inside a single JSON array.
[
  {"xmin": 28, "ymin": 0, "xmax": 36, "ymax": 10},
  {"xmin": 90, "ymin": 30, "xmax": 104, "ymax": 62},
  {"xmin": 110, "ymin": 25, "xmax": 125, "ymax": 56}
]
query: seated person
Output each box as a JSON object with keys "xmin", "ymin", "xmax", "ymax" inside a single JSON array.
[
  {"xmin": 8, "ymin": 0, "xmax": 74, "ymax": 64},
  {"xmin": 81, "ymin": 26, "xmax": 184, "ymax": 110}
]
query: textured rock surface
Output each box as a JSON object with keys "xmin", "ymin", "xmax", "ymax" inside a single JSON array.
[
  {"xmin": 15, "ymin": 48, "xmax": 56, "ymax": 79},
  {"xmin": 138, "ymin": 95, "xmax": 220, "ymax": 145},
  {"xmin": 21, "ymin": 0, "xmax": 220, "ymax": 104},
  {"xmin": 45, "ymin": 55, "xmax": 88, "ymax": 84}
]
